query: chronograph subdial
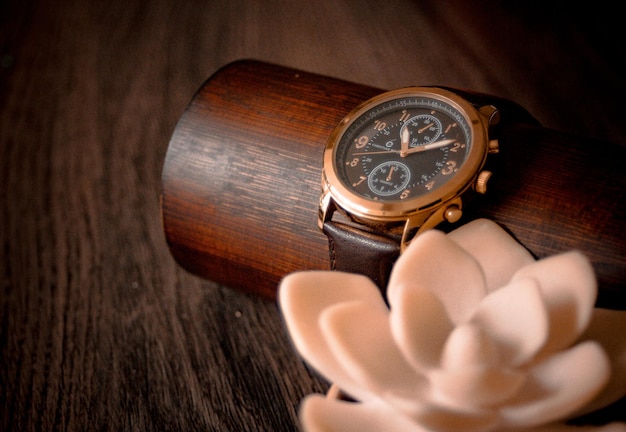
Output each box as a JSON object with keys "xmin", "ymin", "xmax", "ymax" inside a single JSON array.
[
  {"xmin": 367, "ymin": 161, "xmax": 410, "ymax": 196},
  {"xmin": 400, "ymin": 114, "xmax": 443, "ymax": 149}
]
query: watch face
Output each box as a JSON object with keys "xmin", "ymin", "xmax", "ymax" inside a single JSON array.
[{"xmin": 323, "ymin": 87, "xmax": 488, "ymax": 220}]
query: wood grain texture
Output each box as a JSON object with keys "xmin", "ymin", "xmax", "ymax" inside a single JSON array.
[
  {"xmin": 162, "ymin": 60, "xmax": 382, "ymax": 298},
  {"xmin": 1, "ymin": 0, "xmax": 624, "ymax": 430},
  {"xmin": 162, "ymin": 60, "xmax": 625, "ymax": 306}
]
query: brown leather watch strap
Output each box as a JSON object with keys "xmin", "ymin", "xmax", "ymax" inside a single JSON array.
[{"xmin": 323, "ymin": 220, "xmax": 401, "ymax": 292}]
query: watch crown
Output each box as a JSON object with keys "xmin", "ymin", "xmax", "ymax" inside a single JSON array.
[
  {"xmin": 479, "ymin": 104, "xmax": 500, "ymax": 126},
  {"xmin": 475, "ymin": 170, "xmax": 492, "ymax": 194}
]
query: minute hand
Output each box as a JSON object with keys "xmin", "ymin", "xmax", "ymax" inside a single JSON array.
[{"xmin": 400, "ymin": 139, "xmax": 456, "ymax": 157}]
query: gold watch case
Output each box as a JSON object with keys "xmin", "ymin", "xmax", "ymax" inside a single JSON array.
[{"xmin": 318, "ymin": 86, "xmax": 499, "ymax": 251}]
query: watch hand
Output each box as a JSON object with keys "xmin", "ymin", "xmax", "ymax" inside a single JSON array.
[
  {"xmin": 386, "ymin": 166, "xmax": 395, "ymax": 181},
  {"xmin": 352, "ymin": 149, "xmax": 401, "ymax": 156},
  {"xmin": 400, "ymin": 139, "xmax": 456, "ymax": 157},
  {"xmin": 351, "ymin": 139, "xmax": 455, "ymax": 156},
  {"xmin": 401, "ymin": 126, "xmax": 410, "ymax": 154},
  {"xmin": 418, "ymin": 122, "xmax": 433, "ymax": 133}
]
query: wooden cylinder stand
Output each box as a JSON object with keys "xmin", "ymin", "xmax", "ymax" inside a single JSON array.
[{"xmin": 161, "ymin": 60, "xmax": 625, "ymax": 306}]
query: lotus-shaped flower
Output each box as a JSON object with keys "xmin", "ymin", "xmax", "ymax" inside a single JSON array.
[{"xmin": 279, "ymin": 219, "xmax": 626, "ymax": 431}]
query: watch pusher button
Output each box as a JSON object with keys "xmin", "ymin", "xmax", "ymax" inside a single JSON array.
[
  {"xmin": 475, "ymin": 170, "xmax": 492, "ymax": 194},
  {"xmin": 488, "ymin": 139, "xmax": 500, "ymax": 153},
  {"xmin": 444, "ymin": 205, "xmax": 463, "ymax": 223}
]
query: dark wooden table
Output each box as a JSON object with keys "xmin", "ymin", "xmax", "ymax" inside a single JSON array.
[{"xmin": 2, "ymin": 1, "xmax": 624, "ymax": 430}]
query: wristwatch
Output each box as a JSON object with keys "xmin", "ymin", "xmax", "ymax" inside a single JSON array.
[{"xmin": 318, "ymin": 86, "xmax": 535, "ymax": 291}]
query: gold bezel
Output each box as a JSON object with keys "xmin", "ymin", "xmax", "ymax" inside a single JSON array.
[{"xmin": 322, "ymin": 86, "xmax": 489, "ymax": 223}]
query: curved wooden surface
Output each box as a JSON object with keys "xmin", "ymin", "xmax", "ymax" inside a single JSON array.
[
  {"xmin": 162, "ymin": 59, "xmax": 625, "ymax": 306},
  {"xmin": 2, "ymin": 0, "xmax": 624, "ymax": 430}
]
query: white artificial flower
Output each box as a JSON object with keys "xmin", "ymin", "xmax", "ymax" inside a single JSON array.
[{"xmin": 279, "ymin": 219, "xmax": 626, "ymax": 432}]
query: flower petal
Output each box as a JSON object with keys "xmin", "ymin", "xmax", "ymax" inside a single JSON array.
[
  {"xmin": 500, "ymin": 341, "xmax": 610, "ymax": 428},
  {"xmin": 470, "ymin": 277, "xmax": 549, "ymax": 366},
  {"xmin": 320, "ymin": 300, "xmax": 428, "ymax": 400},
  {"xmin": 299, "ymin": 394, "xmax": 425, "ymax": 432},
  {"xmin": 278, "ymin": 271, "xmax": 386, "ymax": 401},
  {"xmin": 394, "ymin": 399, "xmax": 498, "ymax": 432},
  {"xmin": 511, "ymin": 251, "xmax": 597, "ymax": 358},
  {"xmin": 390, "ymin": 286, "xmax": 454, "ymax": 372},
  {"xmin": 388, "ymin": 229, "xmax": 486, "ymax": 325},
  {"xmin": 440, "ymin": 324, "xmax": 501, "ymax": 370},
  {"xmin": 434, "ymin": 323, "xmax": 527, "ymax": 407},
  {"xmin": 307, "ymin": 392, "xmax": 499, "ymax": 432},
  {"xmin": 429, "ymin": 366, "xmax": 526, "ymax": 408},
  {"xmin": 447, "ymin": 219, "xmax": 535, "ymax": 293},
  {"xmin": 574, "ymin": 308, "xmax": 626, "ymax": 416},
  {"xmin": 524, "ymin": 421, "xmax": 626, "ymax": 431}
]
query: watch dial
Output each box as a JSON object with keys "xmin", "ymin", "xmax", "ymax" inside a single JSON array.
[{"xmin": 334, "ymin": 93, "xmax": 473, "ymax": 202}]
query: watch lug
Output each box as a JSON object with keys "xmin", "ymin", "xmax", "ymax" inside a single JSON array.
[
  {"xmin": 318, "ymin": 187, "xmax": 335, "ymax": 229},
  {"xmin": 400, "ymin": 197, "xmax": 463, "ymax": 253}
]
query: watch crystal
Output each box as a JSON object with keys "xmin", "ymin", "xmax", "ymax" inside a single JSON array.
[{"xmin": 335, "ymin": 94, "xmax": 473, "ymax": 202}]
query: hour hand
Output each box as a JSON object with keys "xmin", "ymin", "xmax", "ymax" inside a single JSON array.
[
  {"xmin": 400, "ymin": 126, "xmax": 410, "ymax": 154},
  {"xmin": 400, "ymin": 139, "xmax": 456, "ymax": 156}
]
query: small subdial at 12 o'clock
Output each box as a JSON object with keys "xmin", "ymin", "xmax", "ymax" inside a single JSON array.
[{"xmin": 400, "ymin": 113, "xmax": 443, "ymax": 146}]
